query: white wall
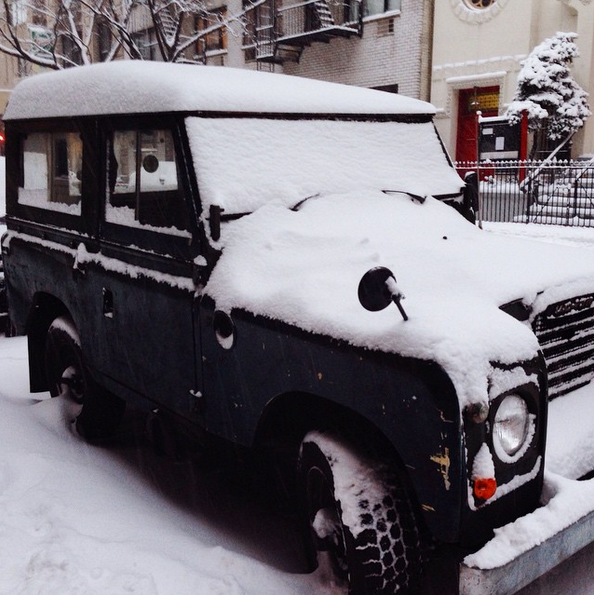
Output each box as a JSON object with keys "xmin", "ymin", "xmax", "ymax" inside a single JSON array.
[{"xmin": 431, "ymin": 0, "xmax": 594, "ymax": 157}]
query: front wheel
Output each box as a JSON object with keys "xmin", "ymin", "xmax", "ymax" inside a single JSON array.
[
  {"xmin": 44, "ymin": 315, "xmax": 125, "ymax": 442},
  {"xmin": 299, "ymin": 431, "xmax": 421, "ymax": 594}
]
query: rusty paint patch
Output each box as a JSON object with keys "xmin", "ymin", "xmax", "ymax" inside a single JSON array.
[
  {"xmin": 437, "ymin": 408, "xmax": 456, "ymax": 424},
  {"xmin": 430, "ymin": 447, "xmax": 451, "ymax": 491}
]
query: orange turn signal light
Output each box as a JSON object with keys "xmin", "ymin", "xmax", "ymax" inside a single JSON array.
[{"xmin": 473, "ymin": 477, "xmax": 497, "ymax": 501}]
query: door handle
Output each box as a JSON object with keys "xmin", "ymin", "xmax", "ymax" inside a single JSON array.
[{"xmin": 103, "ymin": 288, "xmax": 114, "ymax": 318}]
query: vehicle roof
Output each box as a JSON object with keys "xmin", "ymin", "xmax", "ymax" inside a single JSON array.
[{"xmin": 4, "ymin": 61, "xmax": 436, "ymax": 121}]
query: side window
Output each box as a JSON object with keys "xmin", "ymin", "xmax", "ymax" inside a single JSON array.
[
  {"xmin": 19, "ymin": 131, "xmax": 82, "ymax": 214},
  {"xmin": 106, "ymin": 129, "xmax": 189, "ymax": 234}
]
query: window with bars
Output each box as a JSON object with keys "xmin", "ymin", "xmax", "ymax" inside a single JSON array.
[
  {"xmin": 132, "ymin": 29, "xmax": 158, "ymax": 60},
  {"xmin": 242, "ymin": 0, "xmax": 274, "ymax": 60},
  {"xmin": 196, "ymin": 8, "xmax": 228, "ymax": 55}
]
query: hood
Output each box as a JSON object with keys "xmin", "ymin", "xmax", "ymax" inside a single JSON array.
[{"xmin": 204, "ymin": 191, "xmax": 594, "ymax": 406}]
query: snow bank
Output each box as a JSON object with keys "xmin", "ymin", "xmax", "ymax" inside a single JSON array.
[
  {"xmin": 484, "ymin": 221, "xmax": 594, "ymax": 249},
  {"xmin": 4, "ymin": 61, "xmax": 435, "ymax": 121}
]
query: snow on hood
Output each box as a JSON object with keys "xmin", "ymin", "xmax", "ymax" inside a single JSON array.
[{"xmin": 204, "ymin": 192, "xmax": 594, "ymax": 407}]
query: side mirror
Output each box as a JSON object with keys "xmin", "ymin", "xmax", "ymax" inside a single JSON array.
[
  {"xmin": 358, "ymin": 266, "xmax": 408, "ymax": 321},
  {"xmin": 463, "ymin": 171, "xmax": 478, "ymax": 224},
  {"xmin": 209, "ymin": 204, "xmax": 222, "ymax": 241}
]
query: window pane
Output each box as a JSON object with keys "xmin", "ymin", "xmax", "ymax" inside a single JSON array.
[
  {"xmin": 107, "ymin": 129, "xmax": 188, "ymax": 234},
  {"xmin": 112, "ymin": 130, "xmax": 136, "ymax": 194},
  {"xmin": 364, "ymin": 0, "xmax": 400, "ymax": 16},
  {"xmin": 19, "ymin": 131, "xmax": 82, "ymax": 215},
  {"xmin": 22, "ymin": 133, "xmax": 49, "ymax": 197},
  {"xmin": 139, "ymin": 130, "xmax": 178, "ymax": 193},
  {"xmin": 197, "ymin": 8, "xmax": 227, "ymax": 54},
  {"xmin": 53, "ymin": 133, "xmax": 82, "ymax": 203}
]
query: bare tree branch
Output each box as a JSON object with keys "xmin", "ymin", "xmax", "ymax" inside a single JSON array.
[{"xmin": 0, "ymin": 0, "xmax": 258, "ymax": 68}]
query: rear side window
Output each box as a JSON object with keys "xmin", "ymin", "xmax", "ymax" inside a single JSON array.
[
  {"xmin": 19, "ymin": 131, "xmax": 82, "ymax": 215},
  {"xmin": 106, "ymin": 129, "xmax": 189, "ymax": 234}
]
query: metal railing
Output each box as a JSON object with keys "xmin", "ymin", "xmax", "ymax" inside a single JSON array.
[
  {"xmin": 242, "ymin": 0, "xmax": 360, "ymax": 61},
  {"xmin": 455, "ymin": 159, "xmax": 594, "ymax": 227},
  {"xmin": 277, "ymin": 0, "xmax": 360, "ymax": 41}
]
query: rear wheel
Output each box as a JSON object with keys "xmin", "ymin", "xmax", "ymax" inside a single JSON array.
[
  {"xmin": 299, "ymin": 431, "xmax": 421, "ymax": 594},
  {"xmin": 44, "ymin": 315, "xmax": 125, "ymax": 442}
]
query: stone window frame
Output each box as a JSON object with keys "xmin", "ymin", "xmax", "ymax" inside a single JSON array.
[{"xmin": 451, "ymin": 0, "xmax": 509, "ymax": 23}]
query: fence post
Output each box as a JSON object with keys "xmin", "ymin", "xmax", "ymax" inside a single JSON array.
[
  {"xmin": 573, "ymin": 173, "xmax": 579, "ymax": 225},
  {"xmin": 525, "ymin": 166, "xmax": 533, "ymax": 224},
  {"xmin": 519, "ymin": 111, "xmax": 528, "ymax": 183}
]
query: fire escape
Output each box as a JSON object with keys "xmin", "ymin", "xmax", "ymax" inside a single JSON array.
[{"xmin": 244, "ymin": 0, "xmax": 363, "ymax": 64}]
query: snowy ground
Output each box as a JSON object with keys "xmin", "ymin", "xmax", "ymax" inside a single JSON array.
[
  {"xmin": 2, "ymin": 219, "xmax": 594, "ymax": 593},
  {"xmin": 0, "ymin": 337, "xmax": 326, "ymax": 595}
]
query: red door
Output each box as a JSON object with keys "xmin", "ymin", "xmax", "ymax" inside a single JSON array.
[{"xmin": 456, "ymin": 86, "xmax": 500, "ymax": 163}]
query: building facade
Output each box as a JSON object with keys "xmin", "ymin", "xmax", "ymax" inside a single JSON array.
[
  {"xmin": 194, "ymin": 0, "xmax": 434, "ymax": 99},
  {"xmin": 432, "ymin": 0, "xmax": 594, "ymax": 160}
]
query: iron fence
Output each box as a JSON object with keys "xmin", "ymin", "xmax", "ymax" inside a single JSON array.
[{"xmin": 455, "ymin": 158, "xmax": 594, "ymax": 227}]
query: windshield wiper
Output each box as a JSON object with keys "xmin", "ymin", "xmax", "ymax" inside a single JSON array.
[
  {"xmin": 382, "ymin": 190, "xmax": 426, "ymax": 204},
  {"xmin": 290, "ymin": 193, "xmax": 321, "ymax": 212}
]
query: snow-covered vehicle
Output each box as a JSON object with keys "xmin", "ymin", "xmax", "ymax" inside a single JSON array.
[{"xmin": 2, "ymin": 62, "xmax": 594, "ymax": 594}]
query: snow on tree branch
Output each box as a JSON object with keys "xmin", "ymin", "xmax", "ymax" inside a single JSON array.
[
  {"xmin": 506, "ymin": 31, "xmax": 591, "ymax": 142},
  {"xmin": 0, "ymin": 0, "xmax": 258, "ymax": 69}
]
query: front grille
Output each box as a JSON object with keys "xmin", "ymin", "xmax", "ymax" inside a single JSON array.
[{"xmin": 533, "ymin": 293, "xmax": 594, "ymax": 399}]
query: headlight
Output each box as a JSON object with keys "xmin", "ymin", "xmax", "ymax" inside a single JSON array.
[{"xmin": 493, "ymin": 394, "xmax": 531, "ymax": 460}]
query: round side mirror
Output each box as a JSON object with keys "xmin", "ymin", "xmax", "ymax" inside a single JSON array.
[
  {"xmin": 357, "ymin": 266, "xmax": 396, "ymax": 312},
  {"xmin": 358, "ymin": 266, "xmax": 409, "ymax": 321}
]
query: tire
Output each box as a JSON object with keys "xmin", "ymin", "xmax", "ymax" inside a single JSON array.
[
  {"xmin": 44, "ymin": 315, "xmax": 125, "ymax": 442},
  {"xmin": 299, "ymin": 431, "xmax": 421, "ymax": 595}
]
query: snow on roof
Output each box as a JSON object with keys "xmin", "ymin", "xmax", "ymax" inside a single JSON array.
[{"xmin": 4, "ymin": 61, "xmax": 436, "ymax": 121}]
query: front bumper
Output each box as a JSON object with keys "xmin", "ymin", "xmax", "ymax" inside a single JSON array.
[
  {"xmin": 460, "ymin": 480, "xmax": 594, "ymax": 594},
  {"xmin": 459, "ymin": 377, "xmax": 594, "ymax": 594}
]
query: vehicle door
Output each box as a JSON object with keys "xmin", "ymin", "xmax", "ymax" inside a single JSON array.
[{"xmin": 84, "ymin": 117, "xmax": 201, "ymax": 416}]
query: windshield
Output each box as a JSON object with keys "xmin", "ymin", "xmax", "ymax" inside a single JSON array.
[{"xmin": 186, "ymin": 117, "xmax": 463, "ymax": 219}]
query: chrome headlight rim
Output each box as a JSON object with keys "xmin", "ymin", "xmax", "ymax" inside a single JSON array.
[{"xmin": 492, "ymin": 393, "xmax": 535, "ymax": 464}]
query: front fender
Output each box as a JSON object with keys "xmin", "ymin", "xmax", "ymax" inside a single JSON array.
[{"xmin": 199, "ymin": 302, "xmax": 465, "ymax": 543}]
